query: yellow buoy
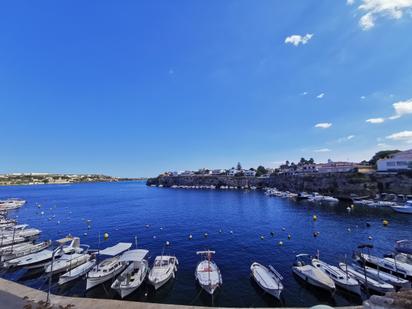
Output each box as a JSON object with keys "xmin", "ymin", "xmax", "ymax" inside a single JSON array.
[
  {"xmin": 313, "ymin": 215, "xmax": 317, "ymax": 221},
  {"xmin": 383, "ymin": 220, "xmax": 389, "ymax": 226},
  {"xmin": 103, "ymin": 232, "xmax": 109, "ymax": 240}
]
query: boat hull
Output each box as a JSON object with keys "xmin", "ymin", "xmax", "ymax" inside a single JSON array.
[
  {"xmin": 292, "ymin": 267, "xmax": 335, "ymax": 293},
  {"xmin": 86, "ymin": 264, "xmax": 126, "ymax": 290}
]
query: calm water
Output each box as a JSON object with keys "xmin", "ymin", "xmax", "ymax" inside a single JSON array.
[{"xmin": 1, "ymin": 181, "xmax": 411, "ymax": 307}]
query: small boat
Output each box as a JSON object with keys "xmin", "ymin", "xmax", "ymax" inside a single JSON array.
[
  {"xmin": 45, "ymin": 238, "xmax": 89, "ymax": 275},
  {"xmin": 148, "ymin": 255, "xmax": 178, "ymax": 290},
  {"xmin": 395, "ymin": 240, "xmax": 412, "ymax": 255},
  {"xmin": 0, "ymin": 241, "xmax": 32, "ymax": 255},
  {"xmin": 0, "ymin": 235, "xmax": 27, "ymax": 247},
  {"xmin": 58, "ymin": 256, "xmax": 96, "ymax": 285},
  {"xmin": 111, "ymin": 249, "xmax": 149, "ymax": 298},
  {"xmin": 195, "ymin": 250, "xmax": 222, "ymax": 295},
  {"xmin": 1, "ymin": 224, "xmax": 41, "ymax": 239},
  {"xmin": 250, "ymin": 262, "xmax": 283, "ymax": 299},
  {"xmin": 86, "ymin": 242, "xmax": 132, "ymax": 290},
  {"xmin": 359, "ymin": 253, "xmax": 412, "ymax": 279},
  {"xmin": 312, "ymin": 258, "xmax": 361, "ymax": 295},
  {"xmin": 391, "ymin": 201, "xmax": 412, "ymax": 214},
  {"xmin": 292, "ymin": 254, "xmax": 335, "ymax": 293},
  {"xmin": 362, "ymin": 264, "xmax": 411, "ymax": 289},
  {"xmin": 4, "ymin": 237, "xmax": 79, "ymax": 269},
  {"xmin": 338, "ymin": 263, "xmax": 395, "ymax": 294},
  {"xmin": 1, "ymin": 240, "xmax": 51, "ymax": 262},
  {"xmin": 322, "ymin": 196, "xmax": 339, "ymax": 203},
  {"xmin": 297, "ymin": 192, "xmax": 310, "ymax": 200}
]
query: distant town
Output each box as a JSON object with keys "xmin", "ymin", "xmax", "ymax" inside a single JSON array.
[
  {"xmin": 160, "ymin": 149, "xmax": 412, "ymax": 178},
  {"xmin": 0, "ymin": 173, "xmax": 146, "ymax": 186}
]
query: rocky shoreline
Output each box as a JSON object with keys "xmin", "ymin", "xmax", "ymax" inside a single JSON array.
[{"xmin": 146, "ymin": 172, "xmax": 412, "ymax": 199}]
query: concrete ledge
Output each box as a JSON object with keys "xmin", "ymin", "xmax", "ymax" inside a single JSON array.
[{"xmin": 0, "ymin": 278, "xmax": 361, "ymax": 309}]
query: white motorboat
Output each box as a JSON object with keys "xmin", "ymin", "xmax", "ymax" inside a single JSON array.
[
  {"xmin": 148, "ymin": 255, "xmax": 178, "ymax": 290},
  {"xmin": 1, "ymin": 224, "xmax": 41, "ymax": 239},
  {"xmin": 4, "ymin": 237, "xmax": 79, "ymax": 269},
  {"xmin": 359, "ymin": 253, "xmax": 412, "ymax": 279},
  {"xmin": 391, "ymin": 201, "xmax": 412, "ymax": 214},
  {"xmin": 1, "ymin": 240, "xmax": 51, "ymax": 262},
  {"xmin": 195, "ymin": 250, "xmax": 222, "ymax": 295},
  {"xmin": 362, "ymin": 265, "xmax": 411, "ymax": 289},
  {"xmin": 308, "ymin": 193, "xmax": 325, "ymax": 203},
  {"xmin": 58, "ymin": 257, "xmax": 96, "ymax": 285},
  {"xmin": 292, "ymin": 254, "xmax": 335, "ymax": 293},
  {"xmin": 338, "ymin": 263, "xmax": 394, "ymax": 294},
  {"xmin": 45, "ymin": 238, "xmax": 89, "ymax": 275},
  {"xmin": 0, "ymin": 235, "xmax": 35, "ymax": 248},
  {"xmin": 86, "ymin": 242, "xmax": 132, "ymax": 290},
  {"xmin": 395, "ymin": 240, "xmax": 412, "ymax": 255},
  {"xmin": 322, "ymin": 196, "xmax": 339, "ymax": 203},
  {"xmin": 111, "ymin": 249, "xmax": 149, "ymax": 298},
  {"xmin": 250, "ymin": 262, "xmax": 283, "ymax": 299},
  {"xmin": 312, "ymin": 258, "xmax": 361, "ymax": 295},
  {"xmin": 0, "ymin": 241, "xmax": 32, "ymax": 255},
  {"xmin": 0, "ymin": 199, "xmax": 26, "ymax": 210}
]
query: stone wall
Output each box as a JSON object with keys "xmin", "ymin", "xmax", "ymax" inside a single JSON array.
[{"xmin": 147, "ymin": 172, "xmax": 412, "ymax": 198}]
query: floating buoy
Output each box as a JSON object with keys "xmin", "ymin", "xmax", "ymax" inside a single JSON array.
[
  {"xmin": 189, "ymin": 234, "xmax": 193, "ymax": 240},
  {"xmin": 41, "ymin": 211, "xmax": 44, "ymax": 215},
  {"xmin": 288, "ymin": 234, "xmax": 291, "ymax": 240},
  {"xmin": 145, "ymin": 224, "xmax": 150, "ymax": 228},
  {"xmin": 313, "ymin": 231, "xmax": 320, "ymax": 237},
  {"xmin": 313, "ymin": 215, "xmax": 317, "ymax": 221},
  {"xmin": 346, "ymin": 207, "xmax": 351, "ymax": 211},
  {"xmin": 84, "ymin": 232, "xmax": 87, "ymax": 236},
  {"xmin": 166, "ymin": 241, "xmax": 170, "ymax": 246},
  {"xmin": 103, "ymin": 232, "xmax": 109, "ymax": 240},
  {"xmin": 347, "ymin": 228, "xmax": 351, "ymax": 232},
  {"xmin": 153, "ymin": 235, "xmax": 157, "ymax": 239},
  {"xmin": 260, "ymin": 235, "xmax": 264, "ymax": 240},
  {"xmin": 281, "ymin": 227, "xmax": 286, "ymax": 231},
  {"xmin": 87, "ymin": 225, "xmax": 91, "ymax": 229},
  {"xmin": 57, "ymin": 220, "xmax": 60, "ymax": 224},
  {"xmin": 204, "ymin": 232, "xmax": 208, "ymax": 238},
  {"xmin": 160, "ymin": 227, "xmax": 163, "ymax": 230},
  {"xmin": 383, "ymin": 219, "xmax": 389, "ymax": 226},
  {"xmin": 278, "ymin": 241, "xmax": 283, "ymax": 246},
  {"xmin": 368, "ymin": 236, "xmax": 373, "ymax": 240},
  {"xmin": 270, "ymin": 232, "xmax": 275, "ymax": 237},
  {"xmin": 219, "ymin": 229, "xmax": 222, "ymax": 233},
  {"xmin": 230, "ymin": 230, "xmax": 233, "ymax": 234},
  {"xmin": 366, "ymin": 222, "xmax": 371, "ymax": 227}
]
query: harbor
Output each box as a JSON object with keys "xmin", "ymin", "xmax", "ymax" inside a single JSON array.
[{"xmin": 0, "ymin": 181, "xmax": 411, "ymax": 308}]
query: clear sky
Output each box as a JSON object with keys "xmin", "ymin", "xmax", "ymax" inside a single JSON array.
[{"xmin": 1, "ymin": 0, "xmax": 412, "ymax": 177}]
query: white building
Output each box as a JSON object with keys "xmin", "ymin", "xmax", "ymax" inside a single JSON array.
[
  {"xmin": 179, "ymin": 170, "xmax": 194, "ymax": 176},
  {"xmin": 295, "ymin": 164, "xmax": 318, "ymax": 174},
  {"xmin": 227, "ymin": 168, "xmax": 237, "ymax": 176},
  {"xmin": 377, "ymin": 149, "xmax": 412, "ymax": 172},
  {"xmin": 316, "ymin": 160, "xmax": 356, "ymax": 173},
  {"xmin": 244, "ymin": 170, "xmax": 256, "ymax": 177},
  {"xmin": 211, "ymin": 169, "xmax": 226, "ymax": 175}
]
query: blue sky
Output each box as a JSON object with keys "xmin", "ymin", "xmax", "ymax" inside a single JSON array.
[{"xmin": 1, "ymin": 0, "xmax": 412, "ymax": 177}]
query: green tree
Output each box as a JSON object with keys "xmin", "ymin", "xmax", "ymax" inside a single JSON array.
[
  {"xmin": 308, "ymin": 158, "xmax": 314, "ymax": 164},
  {"xmin": 369, "ymin": 150, "xmax": 400, "ymax": 166},
  {"xmin": 236, "ymin": 162, "xmax": 242, "ymax": 170},
  {"xmin": 255, "ymin": 165, "xmax": 267, "ymax": 177}
]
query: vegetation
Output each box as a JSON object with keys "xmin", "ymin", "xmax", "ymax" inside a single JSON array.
[
  {"xmin": 255, "ymin": 165, "xmax": 267, "ymax": 177},
  {"xmin": 236, "ymin": 162, "xmax": 242, "ymax": 170},
  {"xmin": 369, "ymin": 150, "xmax": 400, "ymax": 166}
]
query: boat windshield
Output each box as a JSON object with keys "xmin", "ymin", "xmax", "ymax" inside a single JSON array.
[{"xmin": 155, "ymin": 260, "xmax": 169, "ymax": 267}]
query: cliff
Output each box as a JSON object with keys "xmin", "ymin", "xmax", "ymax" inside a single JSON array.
[{"xmin": 147, "ymin": 172, "xmax": 412, "ymax": 198}]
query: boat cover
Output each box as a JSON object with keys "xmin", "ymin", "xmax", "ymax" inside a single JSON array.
[
  {"xmin": 119, "ymin": 249, "xmax": 149, "ymax": 262},
  {"xmin": 100, "ymin": 243, "xmax": 132, "ymax": 256}
]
